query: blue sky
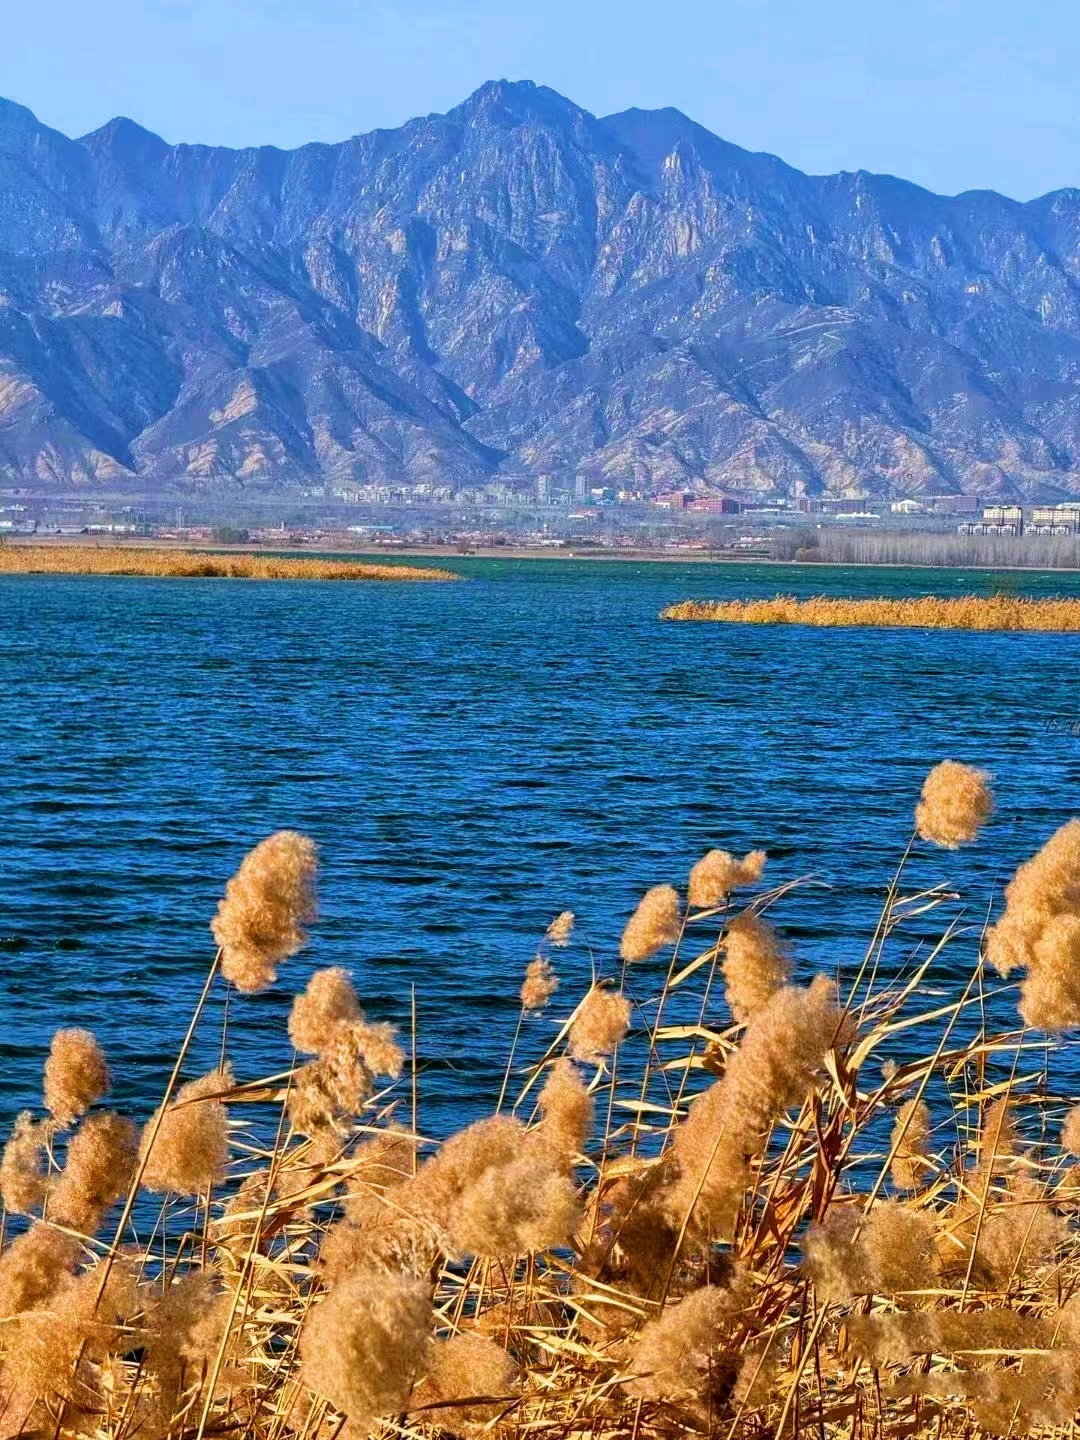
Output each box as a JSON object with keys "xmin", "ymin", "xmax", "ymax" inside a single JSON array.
[{"xmin": 2, "ymin": 0, "xmax": 1078, "ymax": 200}]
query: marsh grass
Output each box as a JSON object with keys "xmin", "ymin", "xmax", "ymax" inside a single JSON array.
[
  {"xmin": 663, "ymin": 593, "xmax": 1080, "ymax": 631},
  {"xmin": 0, "ymin": 546, "xmax": 459, "ymax": 582},
  {"xmin": 4, "ymin": 774, "xmax": 1080, "ymax": 1439}
]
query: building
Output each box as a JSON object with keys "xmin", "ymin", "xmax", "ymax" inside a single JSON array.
[
  {"xmin": 687, "ymin": 496, "xmax": 742, "ymax": 514},
  {"xmin": 982, "ymin": 505, "xmax": 1024, "ymax": 531},
  {"xmin": 930, "ymin": 494, "xmax": 981, "ymax": 514},
  {"xmin": 1030, "ymin": 504, "xmax": 1080, "ymax": 535},
  {"xmin": 959, "ymin": 504, "xmax": 1024, "ymax": 537},
  {"xmin": 958, "ymin": 520, "xmax": 1022, "ymax": 538}
]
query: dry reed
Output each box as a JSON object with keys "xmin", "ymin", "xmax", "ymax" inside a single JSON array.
[
  {"xmin": 0, "ymin": 545, "xmax": 459, "ymax": 582},
  {"xmin": 663, "ymin": 593, "xmax": 1080, "ymax": 631},
  {"xmin": 6, "ymin": 760, "xmax": 1080, "ymax": 1440},
  {"xmin": 0, "ymin": 1114, "xmax": 52, "ymax": 1216},
  {"xmin": 687, "ymin": 849, "xmax": 766, "ymax": 910},
  {"xmin": 43, "ymin": 1029, "xmax": 111, "ymax": 1127},
  {"xmin": 984, "ymin": 818, "xmax": 1080, "ymax": 1028},
  {"xmin": 545, "ymin": 911, "xmax": 575, "ymax": 946},
  {"xmin": 212, "ymin": 830, "xmax": 319, "ymax": 992},
  {"xmin": 721, "ymin": 910, "xmax": 790, "ymax": 1021},
  {"xmin": 568, "ymin": 987, "xmax": 631, "ymax": 1061},
  {"xmin": 521, "ymin": 956, "xmax": 559, "ymax": 1010},
  {"xmin": 914, "ymin": 760, "xmax": 993, "ymax": 848},
  {"xmin": 620, "ymin": 885, "xmax": 681, "ymax": 962}
]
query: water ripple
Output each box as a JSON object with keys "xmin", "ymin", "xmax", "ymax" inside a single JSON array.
[{"xmin": 2, "ymin": 559, "xmax": 1080, "ymax": 1129}]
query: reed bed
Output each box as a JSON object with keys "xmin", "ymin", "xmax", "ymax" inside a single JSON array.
[
  {"xmin": 662, "ymin": 593, "xmax": 1080, "ymax": 631},
  {"xmin": 0, "ymin": 547, "xmax": 459, "ymax": 582},
  {"xmin": 6, "ymin": 761, "xmax": 1080, "ymax": 1439}
]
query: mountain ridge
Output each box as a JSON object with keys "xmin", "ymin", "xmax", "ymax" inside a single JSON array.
[{"xmin": 2, "ymin": 78, "xmax": 1080, "ymax": 501}]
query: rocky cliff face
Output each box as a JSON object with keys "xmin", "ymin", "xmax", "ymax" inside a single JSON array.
[{"xmin": 3, "ymin": 79, "xmax": 1080, "ymax": 500}]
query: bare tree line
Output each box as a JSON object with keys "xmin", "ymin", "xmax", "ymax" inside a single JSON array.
[{"xmin": 780, "ymin": 528, "xmax": 1080, "ymax": 570}]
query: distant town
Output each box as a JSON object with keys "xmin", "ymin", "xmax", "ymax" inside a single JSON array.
[{"xmin": 3, "ymin": 486, "xmax": 1080, "ymax": 567}]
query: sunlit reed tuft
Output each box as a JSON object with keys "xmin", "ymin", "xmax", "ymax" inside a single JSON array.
[
  {"xmin": 212, "ymin": 829, "xmax": 318, "ymax": 992},
  {"xmin": 666, "ymin": 976, "xmax": 851, "ymax": 1234},
  {"xmin": 288, "ymin": 1005, "xmax": 403, "ymax": 1135},
  {"xmin": 450, "ymin": 1155, "xmax": 582, "ymax": 1259},
  {"xmin": 520, "ymin": 954, "xmax": 559, "ymax": 1010},
  {"xmin": 545, "ymin": 910, "xmax": 575, "ymax": 946},
  {"xmin": 568, "ymin": 986, "xmax": 631, "ymax": 1061},
  {"xmin": 915, "ymin": 759, "xmax": 993, "ymax": 848},
  {"xmin": 43, "ymin": 1028, "xmax": 110, "ymax": 1128},
  {"xmin": 1063, "ymin": 1104, "xmax": 1080, "ymax": 1157},
  {"xmin": 804, "ymin": 1201, "xmax": 937, "ymax": 1303},
  {"xmin": 0, "ymin": 1112, "xmax": 52, "ymax": 1215},
  {"xmin": 51, "ymin": 1112, "xmax": 137, "ymax": 1233},
  {"xmin": 416, "ymin": 1333, "xmax": 518, "ymax": 1431},
  {"xmin": 620, "ymin": 884, "xmax": 682, "ymax": 962},
  {"xmin": 984, "ymin": 819, "xmax": 1080, "ymax": 1028},
  {"xmin": 688, "ymin": 849, "xmax": 767, "ymax": 910},
  {"xmin": 535, "ymin": 1058, "xmax": 594, "ymax": 1164},
  {"xmin": 301, "ymin": 1272, "xmax": 433, "ymax": 1433},
  {"xmin": 627, "ymin": 1282, "xmax": 745, "ymax": 1417},
  {"xmin": 721, "ymin": 910, "xmax": 790, "ymax": 1022},
  {"xmin": 0, "ymin": 1223, "xmax": 79, "ymax": 1317},
  {"xmin": 288, "ymin": 966, "xmax": 361, "ymax": 1053},
  {"xmin": 140, "ymin": 1068, "xmax": 232, "ymax": 1195}
]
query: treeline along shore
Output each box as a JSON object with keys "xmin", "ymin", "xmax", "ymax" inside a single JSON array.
[{"xmin": 784, "ymin": 528, "xmax": 1080, "ymax": 569}]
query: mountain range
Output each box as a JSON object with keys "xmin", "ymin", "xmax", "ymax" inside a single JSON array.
[{"xmin": 3, "ymin": 79, "xmax": 1080, "ymax": 501}]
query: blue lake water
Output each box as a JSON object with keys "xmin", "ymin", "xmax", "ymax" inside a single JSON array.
[{"xmin": 2, "ymin": 557, "xmax": 1080, "ymax": 1135}]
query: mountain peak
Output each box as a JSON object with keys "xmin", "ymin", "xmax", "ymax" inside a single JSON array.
[
  {"xmin": 79, "ymin": 115, "xmax": 168, "ymax": 157},
  {"xmin": 449, "ymin": 78, "xmax": 592, "ymax": 130}
]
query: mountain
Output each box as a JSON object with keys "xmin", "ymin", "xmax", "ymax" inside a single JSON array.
[{"xmin": 2, "ymin": 79, "xmax": 1080, "ymax": 501}]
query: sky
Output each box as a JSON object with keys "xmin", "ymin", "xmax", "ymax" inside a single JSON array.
[{"xmin": 1, "ymin": 0, "xmax": 1078, "ymax": 200}]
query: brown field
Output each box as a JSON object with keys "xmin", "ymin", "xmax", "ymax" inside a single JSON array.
[
  {"xmin": 663, "ymin": 592, "xmax": 1080, "ymax": 630},
  {"xmin": 0, "ymin": 545, "xmax": 460, "ymax": 582},
  {"xmin": 5, "ymin": 761, "xmax": 1080, "ymax": 1439}
]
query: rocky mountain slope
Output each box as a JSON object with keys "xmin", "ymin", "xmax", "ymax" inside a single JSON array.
[{"xmin": 3, "ymin": 79, "xmax": 1080, "ymax": 500}]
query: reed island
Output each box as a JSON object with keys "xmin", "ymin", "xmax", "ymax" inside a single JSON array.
[
  {"xmin": 0, "ymin": 545, "xmax": 460, "ymax": 582},
  {"xmin": 663, "ymin": 592, "xmax": 1080, "ymax": 630}
]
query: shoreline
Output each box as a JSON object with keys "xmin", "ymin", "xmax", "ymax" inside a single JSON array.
[{"xmin": 4, "ymin": 532, "xmax": 1080, "ymax": 575}]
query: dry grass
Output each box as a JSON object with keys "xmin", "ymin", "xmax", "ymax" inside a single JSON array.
[
  {"xmin": 0, "ymin": 546, "xmax": 459, "ymax": 582},
  {"xmin": 5, "ymin": 771, "xmax": 1080, "ymax": 1439},
  {"xmin": 662, "ymin": 593, "xmax": 1080, "ymax": 630}
]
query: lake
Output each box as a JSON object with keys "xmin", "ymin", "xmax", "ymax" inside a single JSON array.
[{"xmin": 3, "ymin": 557, "xmax": 1080, "ymax": 1133}]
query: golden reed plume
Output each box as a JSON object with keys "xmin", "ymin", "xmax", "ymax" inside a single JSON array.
[{"xmin": 212, "ymin": 830, "xmax": 319, "ymax": 991}]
